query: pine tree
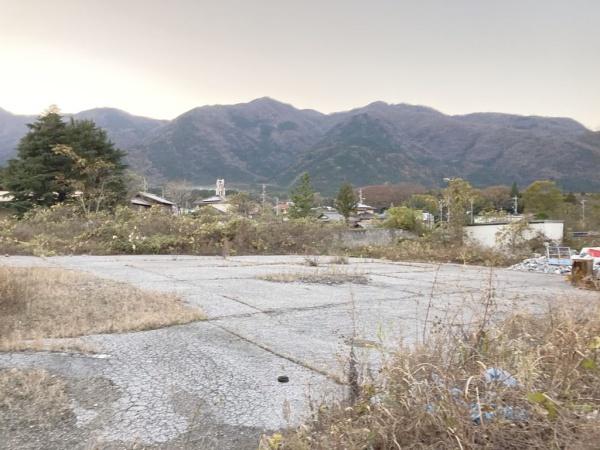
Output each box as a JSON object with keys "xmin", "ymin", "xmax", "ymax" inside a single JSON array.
[
  {"xmin": 335, "ymin": 182, "xmax": 357, "ymax": 221},
  {"xmin": 2, "ymin": 107, "xmax": 127, "ymax": 213},
  {"xmin": 289, "ymin": 173, "xmax": 315, "ymax": 219},
  {"xmin": 3, "ymin": 107, "xmax": 71, "ymax": 212}
]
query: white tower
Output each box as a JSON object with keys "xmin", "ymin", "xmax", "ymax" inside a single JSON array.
[{"xmin": 216, "ymin": 179, "xmax": 226, "ymax": 199}]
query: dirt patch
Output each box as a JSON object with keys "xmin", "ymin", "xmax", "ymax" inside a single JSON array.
[{"xmin": 0, "ymin": 266, "xmax": 204, "ymax": 351}]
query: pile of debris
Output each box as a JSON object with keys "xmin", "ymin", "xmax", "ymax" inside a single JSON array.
[{"xmin": 509, "ymin": 255, "xmax": 572, "ymax": 275}]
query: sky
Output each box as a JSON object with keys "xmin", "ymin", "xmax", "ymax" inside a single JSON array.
[{"xmin": 1, "ymin": 0, "xmax": 599, "ymax": 129}]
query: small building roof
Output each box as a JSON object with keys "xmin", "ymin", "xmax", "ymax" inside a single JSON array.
[
  {"xmin": 194, "ymin": 195, "xmax": 226, "ymax": 205},
  {"xmin": 131, "ymin": 198, "xmax": 153, "ymax": 207},
  {"xmin": 133, "ymin": 192, "xmax": 174, "ymax": 206}
]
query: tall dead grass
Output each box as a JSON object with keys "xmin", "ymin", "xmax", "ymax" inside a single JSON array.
[
  {"xmin": 0, "ymin": 266, "xmax": 204, "ymax": 351},
  {"xmin": 266, "ymin": 304, "xmax": 600, "ymax": 449}
]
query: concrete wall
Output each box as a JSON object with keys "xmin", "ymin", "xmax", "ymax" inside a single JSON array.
[
  {"xmin": 466, "ymin": 221, "xmax": 564, "ymax": 248},
  {"xmin": 338, "ymin": 228, "xmax": 416, "ymax": 248}
]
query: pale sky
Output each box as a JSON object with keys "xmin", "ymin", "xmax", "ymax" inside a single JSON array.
[{"xmin": 1, "ymin": 0, "xmax": 599, "ymax": 129}]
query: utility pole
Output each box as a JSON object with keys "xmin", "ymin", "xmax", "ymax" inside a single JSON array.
[
  {"xmin": 512, "ymin": 196, "xmax": 519, "ymax": 215},
  {"xmin": 581, "ymin": 198, "xmax": 587, "ymax": 227},
  {"xmin": 261, "ymin": 184, "xmax": 266, "ymax": 206},
  {"xmin": 438, "ymin": 199, "xmax": 444, "ymax": 223},
  {"xmin": 358, "ymin": 188, "xmax": 364, "ymax": 204},
  {"xmin": 274, "ymin": 196, "xmax": 279, "ymax": 216},
  {"xmin": 470, "ymin": 198, "xmax": 474, "ymax": 224}
]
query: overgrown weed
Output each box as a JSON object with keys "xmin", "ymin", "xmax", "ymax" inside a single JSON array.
[
  {"xmin": 0, "ymin": 266, "xmax": 204, "ymax": 351},
  {"xmin": 265, "ymin": 301, "xmax": 600, "ymax": 449}
]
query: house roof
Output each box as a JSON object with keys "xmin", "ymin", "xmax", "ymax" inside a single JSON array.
[
  {"xmin": 131, "ymin": 198, "xmax": 153, "ymax": 207},
  {"xmin": 134, "ymin": 192, "xmax": 174, "ymax": 206},
  {"xmin": 194, "ymin": 195, "xmax": 226, "ymax": 205}
]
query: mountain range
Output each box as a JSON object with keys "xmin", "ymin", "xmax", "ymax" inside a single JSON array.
[{"xmin": 1, "ymin": 98, "xmax": 600, "ymax": 193}]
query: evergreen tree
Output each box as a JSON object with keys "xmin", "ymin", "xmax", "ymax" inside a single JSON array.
[
  {"xmin": 3, "ymin": 107, "xmax": 71, "ymax": 212},
  {"xmin": 289, "ymin": 172, "xmax": 315, "ymax": 219},
  {"xmin": 2, "ymin": 107, "xmax": 127, "ymax": 213},
  {"xmin": 335, "ymin": 182, "xmax": 357, "ymax": 221},
  {"xmin": 510, "ymin": 181, "xmax": 520, "ymax": 199}
]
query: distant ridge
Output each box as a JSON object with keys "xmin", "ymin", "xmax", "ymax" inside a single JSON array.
[{"xmin": 1, "ymin": 99, "xmax": 600, "ymax": 192}]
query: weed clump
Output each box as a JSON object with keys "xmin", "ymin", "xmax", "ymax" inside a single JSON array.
[
  {"xmin": 259, "ymin": 268, "xmax": 368, "ymax": 285},
  {"xmin": 0, "ymin": 266, "xmax": 204, "ymax": 351},
  {"xmin": 266, "ymin": 305, "xmax": 600, "ymax": 449}
]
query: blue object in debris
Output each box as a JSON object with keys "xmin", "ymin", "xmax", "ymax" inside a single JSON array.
[
  {"xmin": 484, "ymin": 367, "xmax": 518, "ymax": 387},
  {"xmin": 470, "ymin": 404, "xmax": 528, "ymax": 424}
]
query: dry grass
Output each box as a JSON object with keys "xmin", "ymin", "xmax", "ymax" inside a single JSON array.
[
  {"xmin": 328, "ymin": 255, "xmax": 349, "ymax": 265},
  {"xmin": 259, "ymin": 268, "xmax": 368, "ymax": 285},
  {"xmin": 0, "ymin": 266, "xmax": 204, "ymax": 351},
  {"xmin": 0, "ymin": 368, "xmax": 72, "ymax": 429},
  {"xmin": 266, "ymin": 304, "xmax": 600, "ymax": 449}
]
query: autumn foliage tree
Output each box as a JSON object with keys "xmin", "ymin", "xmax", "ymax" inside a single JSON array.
[
  {"xmin": 523, "ymin": 180, "xmax": 563, "ymax": 219},
  {"xmin": 442, "ymin": 178, "xmax": 475, "ymax": 243}
]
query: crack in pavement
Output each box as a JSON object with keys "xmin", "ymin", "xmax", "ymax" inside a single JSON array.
[
  {"xmin": 208, "ymin": 321, "xmax": 348, "ymax": 386},
  {"xmin": 3, "ymin": 255, "xmax": 593, "ymax": 449}
]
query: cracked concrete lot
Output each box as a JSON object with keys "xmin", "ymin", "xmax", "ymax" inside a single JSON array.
[{"xmin": 1, "ymin": 255, "xmax": 596, "ymax": 449}]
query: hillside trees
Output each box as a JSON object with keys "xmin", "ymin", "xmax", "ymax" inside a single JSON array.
[{"xmin": 1, "ymin": 108, "xmax": 126, "ymax": 213}]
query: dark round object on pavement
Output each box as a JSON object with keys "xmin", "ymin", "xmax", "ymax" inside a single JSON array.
[{"xmin": 277, "ymin": 375, "xmax": 289, "ymax": 383}]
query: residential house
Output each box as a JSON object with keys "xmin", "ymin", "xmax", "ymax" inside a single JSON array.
[{"xmin": 131, "ymin": 192, "xmax": 176, "ymax": 212}]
